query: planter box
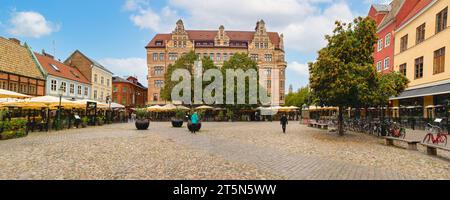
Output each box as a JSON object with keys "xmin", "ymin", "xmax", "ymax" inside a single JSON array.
[
  {"xmin": 135, "ymin": 119, "xmax": 150, "ymax": 130},
  {"xmin": 171, "ymin": 120, "xmax": 184, "ymax": 128}
]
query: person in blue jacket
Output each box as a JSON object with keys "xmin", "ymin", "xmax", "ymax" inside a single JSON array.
[{"xmin": 190, "ymin": 112, "xmax": 199, "ymax": 133}]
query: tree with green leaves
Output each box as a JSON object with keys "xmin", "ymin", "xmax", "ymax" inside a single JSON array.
[
  {"xmin": 285, "ymin": 86, "xmax": 310, "ymax": 107},
  {"xmin": 220, "ymin": 53, "xmax": 266, "ymax": 114},
  {"xmin": 160, "ymin": 51, "xmax": 217, "ymax": 103},
  {"xmin": 309, "ymin": 17, "xmax": 378, "ymax": 136}
]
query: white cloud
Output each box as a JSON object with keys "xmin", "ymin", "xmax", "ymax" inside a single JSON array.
[
  {"xmin": 7, "ymin": 11, "xmax": 59, "ymax": 38},
  {"xmin": 98, "ymin": 58, "xmax": 148, "ymax": 87},
  {"xmin": 124, "ymin": 0, "xmax": 358, "ymax": 53},
  {"xmin": 288, "ymin": 61, "xmax": 310, "ymax": 77}
]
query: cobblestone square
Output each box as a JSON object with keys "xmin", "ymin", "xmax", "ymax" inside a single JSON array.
[{"xmin": 0, "ymin": 122, "xmax": 449, "ymax": 180}]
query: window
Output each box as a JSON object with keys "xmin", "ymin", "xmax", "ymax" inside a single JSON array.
[
  {"xmin": 153, "ymin": 53, "xmax": 158, "ymax": 61},
  {"xmin": 210, "ymin": 53, "xmax": 214, "ymax": 60},
  {"xmin": 155, "ymin": 41, "xmax": 163, "ymax": 46},
  {"xmin": 122, "ymin": 97, "xmax": 127, "ymax": 105},
  {"xmin": 8, "ymin": 82, "xmax": 17, "ymax": 92},
  {"xmin": 385, "ymin": 34, "xmax": 391, "ymax": 47},
  {"xmin": 94, "ymin": 90, "xmax": 97, "ymax": 99},
  {"xmin": 122, "ymin": 87, "xmax": 127, "ymax": 93},
  {"xmin": 223, "ymin": 53, "xmax": 228, "ymax": 61},
  {"xmin": 70, "ymin": 83, "xmax": 75, "ymax": 94},
  {"xmin": 376, "ymin": 61, "xmax": 382, "ymax": 72},
  {"xmin": 60, "ymin": 82, "xmax": 67, "ymax": 93},
  {"xmin": 153, "ymin": 93, "xmax": 158, "ymax": 101},
  {"xmin": 434, "ymin": 47, "xmax": 446, "ymax": 74},
  {"xmin": 169, "ymin": 53, "xmax": 178, "ymax": 61},
  {"xmin": 399, "ymin": 63, "xmax": 407, "ymax": 76},
  {"xmin": 50, "ymin": 64, "xmax": 60, "ymax": 72},
  {"xmin": 250, "ymin": 54, "xmax": 258, "ymax": 61},
  {"xmin": 101, "ymin": 77, "xmax": 104, "ymax": 85},
  {"xmin": 415, "ymin": 57, "xmax": 424, "ymax": 79},
  {"xmin": 154, "ymin": 80, "xmax": 164, "ymax": 88},
  {"xmin": 154, "ymin": 66, "xmax": 164, "ymax": 75},
  {"xmin": 377, "ymin": 39, "xmax": 383, "ymax": 52},
  {"xmin": 265, "ymin": 54, "xmax": 273, "ymax": 62},
  {"xmin": 384, "ymin": 57, "xmax": 390, "ymax": 70},
  {"xmin": 94, "ymin": 74, "xmax": 98, "ymax": 83},
  {"xmin": 160, "ymin": 53, "xmax": 164, "ymax": 61},
  {"xmin": 416, "ymin": 23, "xmax": 426, "ymax": 44},
  {"xmin": 255, "ymin": 43, "xmax": 260, "ymax": 49},
  {"xmin": 216, "ymin": 53, "xmax": 221, "ymax": 61},
  {"xmin": 436, "ymin": 7, "xmax": 448, "ymax": 34},
  {"xmin": 100, "ymin": 91, "xmax": 104, "ymax": 100},
  {"xmin": 51, "ymin": 80, "xmax": 57, "ymax": 91},
  {"xmin": 84, "ymin": 87, "xmax": 88, "ymax": 96},
  {"xmin": 78, "ymin": 85, "xmax": 82, "ymax": 95},
  {"xmin": 29, "ymin": 85, "xmax": 36, "ymax": 95},
  {"xmin": 265, "ymin": 68, "xmax": 272, "ymax": 76},
  {"xmin": 113, "ymin": 86, "xmax": 118, "ymax": 92},
  {"xmin": 20, "ymin": 84, "xmax": 27, "ymax": 94},
  {"xmin": 400, "ymin": 35, "xmax": 408, "ymax": 52},
  {"xmin": 107, "ymin": 79, "xmax": 110, "ymax": 87},
  {"xmin": 0, "ymin": 81, "xmax": 7, "ymax": 89}
]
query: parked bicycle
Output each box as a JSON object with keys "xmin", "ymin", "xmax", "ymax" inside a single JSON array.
[
  {"xmin": 423, "ymin": 123, "xmax": 448, "ymax": 146},
  {"xmin": 386, "ymin": 121, "xmax": 406, "ymax": 138}
]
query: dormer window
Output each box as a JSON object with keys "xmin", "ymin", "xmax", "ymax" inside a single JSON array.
[
  {"xmin": 50, "ymin": 64, "xmax": 60, "ymax": 72},
  {"xmin": 155, "ymin": 41, "xmax": 163, "ymax": 46}
]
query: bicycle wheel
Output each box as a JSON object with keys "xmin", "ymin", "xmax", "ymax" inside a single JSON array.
[
  {"xmin": 400, "ymin": 128, "xmax": 406, "ymax": 139},
  {"xmin": 423, "ymin": 134, "xmax": 432, "ymax": 144},
  {"xmin": 438, "ymin": 135, "xmax": 447, "ymax": 146}
]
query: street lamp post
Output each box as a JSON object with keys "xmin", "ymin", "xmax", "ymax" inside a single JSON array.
[
  {"xmin": 57, "ymin": 85, "xmax": 64, "ymax": 130},
  {"xmin": 106, "ymin": 95, "xmax": 112, "ymax": 123}
]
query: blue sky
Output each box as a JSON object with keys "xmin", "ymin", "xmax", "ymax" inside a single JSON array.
[{"xmin": 0, "ymin": 0, "xmax": 387, "ymax": 90}]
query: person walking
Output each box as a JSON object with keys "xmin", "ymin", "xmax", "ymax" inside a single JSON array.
[
  {"xmin": 280, "ymin": 114, "xmax": 288, "ymax": 134},
  {"xmin": 190, "ymin": 112, "xmax": 199, "ymax": 134}
]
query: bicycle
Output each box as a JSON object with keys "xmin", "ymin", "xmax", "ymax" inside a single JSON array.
[
  {"xmin": 422, "ymin": 124, "xmax": 448, "ymax": 146},
  {"xmin": 386, "ymin": 121, "xmax": 406, "ymax": 139}
]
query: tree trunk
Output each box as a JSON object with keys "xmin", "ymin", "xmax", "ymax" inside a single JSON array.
[{"xmin": 338, "ymin": 107, "xmax": 344, "ymax": 136}]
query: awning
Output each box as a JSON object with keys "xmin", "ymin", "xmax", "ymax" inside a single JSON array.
[{"xmin": 390, "ymin": 83, "xmax": 450, "ymax": 100}]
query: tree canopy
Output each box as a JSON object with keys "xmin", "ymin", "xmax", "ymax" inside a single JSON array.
[
  {"xmin": 309, "ymin": 17, "xmax": 408, "ymax": 135},
  {"xmin": 285, "ymin": 86, "xmax": 310, "ymax": 107}
]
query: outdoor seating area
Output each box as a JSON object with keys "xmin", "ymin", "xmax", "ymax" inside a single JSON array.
[{"xmin": 0, "ymin": 89, "xmax": 127, "ymax": 140}]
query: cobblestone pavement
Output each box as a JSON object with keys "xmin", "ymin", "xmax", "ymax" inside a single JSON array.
[{"xmin": 0, "ymin": 122, "xmax": 449, "ymax": 180}]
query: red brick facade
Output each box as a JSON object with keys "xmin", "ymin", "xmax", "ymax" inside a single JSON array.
[{"xmin": 112, "ymin": 76, "xmax": 147, "ymax": 108}]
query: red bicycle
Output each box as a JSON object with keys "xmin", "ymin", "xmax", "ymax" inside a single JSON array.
[{"xmin": 423, "ymin": 124, "xmax": 448, "ymax": 146}]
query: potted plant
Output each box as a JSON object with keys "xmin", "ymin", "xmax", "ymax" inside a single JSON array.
[
  {"xmin": 171, "ymin": 109, "xmax": 185, "ymax": 128},
  {"xmin": 226, "ymin": 109, "xmax": 234, "ymax": 122},
  {"xmin": 81, "ymin": 116, "xmax": 89, "ymax": 128},
  {"xmin": 135, "ymin": 109, "xmax": 150, "ymax": 130},
  {"xmin": 96, "ymin": 116, "xmax": 104, "ymax": 126}
]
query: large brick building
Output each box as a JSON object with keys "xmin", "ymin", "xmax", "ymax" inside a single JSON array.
[
  {"xmin": 146, "ymin": 19, "xmax": 287, "ymax": 105},
  {"xmin": 112, "ymin": 76, "xmax": 147, "ymax": 108}
]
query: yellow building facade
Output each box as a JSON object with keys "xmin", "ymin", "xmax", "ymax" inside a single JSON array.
[{"xmin": 392, "ymin": 0, "xmax": 449, "ymax": 121}]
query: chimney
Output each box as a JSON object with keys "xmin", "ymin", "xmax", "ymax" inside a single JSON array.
[
  {"xmin": 41, "ymin": 49, "xmax": 54, "ymax": 59},
  {"xmin": 9, "ymin": 38, "xmax": 21, "ymax": 45}
]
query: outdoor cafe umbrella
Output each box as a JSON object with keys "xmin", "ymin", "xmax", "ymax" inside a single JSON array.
[
  {"xmin": 0, "ymin": 89, "xmax": 31, "ymax": 99},
  {"xmin": 147, "ymin": 105, "xmax": 163, "ymax": 112},
  {"xmin": 176, "ymin": 105, "xmax": 190, "ymax": 111},
  {"xmin": 110, "ymin": 102, "xmax": 125, "ymax": 109},
  {"xmin": 195, "ymin": 105, "xmax": 214, "ymax": 110},
  {"xmin": 161, "ymin": 104, "xmax": 177, "ymax": 111},
  {"xmin": 2, "ymin": 96, "xmax": 82, "ymax": 109}
]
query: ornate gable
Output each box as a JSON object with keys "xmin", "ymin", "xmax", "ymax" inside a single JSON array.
[
  {"xmin": 251, "ymin": 20, "xmax": 273, "ymax": 49},
  {"xmin": 171, "ymin": 19, "xmax": 190, "ymax": 48},
  {"xmin": 214, "ymin": 25, "xmax": 230, "ymax": 47}
]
